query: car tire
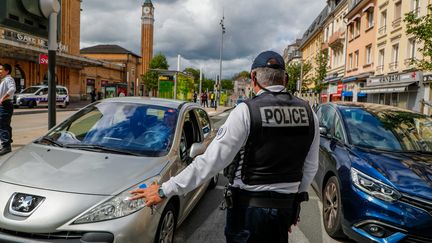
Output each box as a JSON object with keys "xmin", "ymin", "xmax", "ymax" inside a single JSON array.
[
  {"xmin": 323, "ymin": 176, "xmax": 344, "ymax": 238},
  {"xmin": 208, "ymin": 173, "xmax": 219, "ymax": 190},
  {"xmin": 155, "ymin": 202, "xmax": 177, "ymax": 243},
  {"xmin": 60, "ymin": 101, "xmax": 68, "ymax": 108}
]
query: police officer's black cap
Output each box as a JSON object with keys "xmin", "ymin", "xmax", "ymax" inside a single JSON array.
[{"xmin": 251, "ymin": 51, "xmax": 285, "ymax": 71}]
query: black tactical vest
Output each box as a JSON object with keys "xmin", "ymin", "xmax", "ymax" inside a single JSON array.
[{"xmin": 234, "ymin": 91, "xmax": 315, "ymax": 185}]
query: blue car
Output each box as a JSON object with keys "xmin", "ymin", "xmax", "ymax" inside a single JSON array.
[{"xmin": 313, "ymin": 102, "xmax": 432, "ymax": 243}]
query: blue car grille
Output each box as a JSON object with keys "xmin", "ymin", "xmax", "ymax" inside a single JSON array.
[
  {"xmin": 0, "ymin": 228, "xmax": 84, "ymax": 239},
  {"xmin": 400, "ymin": 194, "xmax": 432, "ymax": 216},
  {"xmin": 401, "ymin": 234, "xmax": 432, "ymax": 243}
]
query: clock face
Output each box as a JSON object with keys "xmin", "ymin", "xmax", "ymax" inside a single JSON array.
[{"xmin": 143, "ymin": 7, "xmax": 151, "ymax": 14}]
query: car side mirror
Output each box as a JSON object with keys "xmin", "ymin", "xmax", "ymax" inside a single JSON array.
[
  {"xmin": 319, "ymin": 126, "xmax": 329, "ymax": 135},
  {"xmin": 189, "ymin": 142, "xmax": 206, "ymax": 159}
]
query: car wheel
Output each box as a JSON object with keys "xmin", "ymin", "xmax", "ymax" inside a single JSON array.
[
  {"xmin": 60, "ymin": 101, "xmax": 68, "ymax": 108},
  {"xmin": 155, "ymin": 202, "xmax": 177, "ymax": 243},
  {"xmin": 208, "ymin": 173, "xmax": 219, "ymax": 189},
  {"xmin": 323, "ymin": 176, "xmax": 344, "ymax": 238}
]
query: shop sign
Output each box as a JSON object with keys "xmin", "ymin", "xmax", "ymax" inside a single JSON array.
[
  {"xmin": 337, "ymin": 82, "xmax": 343, "ymax": 94},
  {"xmin": 328, "ymin": 83, "xmax": 338, "ymax": 94},
  {"xmin": 367, "ymin": 71, "xmax": 421, "ymax": 86},
  {"xmin": 86, "ymin": 79, "xmax": 95, "ymax": 85},
  {"xmin": 2, "ymin": 28, "xmax": 69, "ymax": 53},
  {"xmin": 39, "ymin": 54, "xmax": 48, "ymax": 65},
  {"xmin": 101, "ymin": 80, "xmax": 109, "ymax": 86}
]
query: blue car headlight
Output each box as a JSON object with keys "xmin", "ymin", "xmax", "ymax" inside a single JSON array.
[
  {"xmin": 351, "ymin": 168, "xmax": 401, "ymax": 202},
  {"xmin": 73, "ymin": 176, "xmax": 159, "ymax": 224}
]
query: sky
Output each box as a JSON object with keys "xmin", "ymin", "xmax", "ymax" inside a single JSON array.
[{"xmin": 80, "ymin": 0, "xmax": 326, "ymax": 79}]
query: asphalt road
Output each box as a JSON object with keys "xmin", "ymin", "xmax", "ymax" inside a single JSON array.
[{"xmin": 174, "ymin": 110, "xmax": 350, "ymax": 243}]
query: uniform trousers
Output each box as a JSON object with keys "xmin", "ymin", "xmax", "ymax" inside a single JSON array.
[
  {"xmin": 0, "ymin": 100, "xmax": 13, "ymax": 148},
  {"xmin": 225, "ymin": 203, "xmax": 295, "ymax": 243}
]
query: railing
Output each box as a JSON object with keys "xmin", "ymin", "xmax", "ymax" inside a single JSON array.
[
  {"xmin": 389, "ymin": 61, "xmax": 398, "ymax": 71},
  {"xmin": 378, "ymin": 25, "xmax": 386, "ymax": 35},
  {"xmin": 392, "ymin": 18, "xmax": 401, "ymax": 28}
]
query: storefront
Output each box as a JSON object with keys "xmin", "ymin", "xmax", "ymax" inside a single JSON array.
[
  {"xmin": 341, "ymin": 74, "xmax": 370, "ymax": 102},
  {"xmin": 422, "ymin": 73, "xmax": 432, "ymax": 115},
  {"xmin": 328, "ymin": 81, "xmax": 343, "ymax": 102},
  {"xmin": 362, "ymin": 71, "xmax": 423, "ymax": 112}
]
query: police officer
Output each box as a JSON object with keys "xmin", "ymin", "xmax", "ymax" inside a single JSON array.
[
  {"xmin": 130, "ymin": 51, "xmax": 319, "ymax": 243},
  {"xmin": 0, "ymin": 63, "xmax": 16, "ymax": 155}
]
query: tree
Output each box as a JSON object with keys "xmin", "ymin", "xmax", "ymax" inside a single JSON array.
[
  {"xmin": 150, "ymin": 53, "xmax": 169, "ymax": 69},
  {"xmin": 184, "ymin": 67, "xmax": 200, "ymax": 91},
  {"xmin": 285, "ymin": 62, "xmax": 312, "ymax": 93},
  {"xmin": 405, "ymin": 4, "xmax": 432, "ymax": 71},
  {"xmin": 221, "ymin": 79, "xmax": 234, "ymax": 91},
  {"xmin": 313, "ymin": 51, "xmax": 328, "ymax": 93},
  {"xmin": 232, "ymin": 71, "xmax": 250, "ymax": 80}
]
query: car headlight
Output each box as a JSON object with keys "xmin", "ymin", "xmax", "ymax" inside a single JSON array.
[
  {"xmin": 73, "ymin": 177, "xmax": 159, "ymax": 224},
  {"xmin": 351, "ymin": 168, "xmax": 401, "ymax": 202}
]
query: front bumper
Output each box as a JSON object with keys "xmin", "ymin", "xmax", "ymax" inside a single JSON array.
[
  {"xmin": 0, "ymin": 182, "xmax": 161, "ymax": 243},
  {"xmin": 341, "ymin": 185, "xmax": 432, "ymax": 242}
]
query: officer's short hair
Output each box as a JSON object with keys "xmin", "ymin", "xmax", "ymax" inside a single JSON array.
[
  {"xmin": 253, "ymin": 67, "xmax": 285, "ymax": 86},
  {"xmin": 1, "ymin": 63, "xmax": 12, "ymax": 74}
]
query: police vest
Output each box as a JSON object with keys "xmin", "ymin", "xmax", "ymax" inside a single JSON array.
[{"xmin": 237, "ymin": 92, "xmax": 315, "ymax": 185}]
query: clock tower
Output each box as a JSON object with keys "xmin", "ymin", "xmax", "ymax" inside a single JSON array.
[{"xmin": 141, "ymin": 0, "xmax": 154, "ymax": 75}]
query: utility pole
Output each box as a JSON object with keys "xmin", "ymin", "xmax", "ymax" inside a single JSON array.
[
  {"xmin": 199, "ymin": 67, "xmax": 203, "ymax": 101},
  {"xmin": 174, "ymin": 54, "xmax": 181, "ymax": 99},
  {"xmin": 40, "ymin": 0, "xmax": 60, "ymax": 129},
  {"xmin": 218, "ymin": 13, "xmax": 226, "ymax": 106}
]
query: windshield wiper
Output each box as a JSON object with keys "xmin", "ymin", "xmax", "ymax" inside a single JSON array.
[
  {"xmin": 36, "ymin": 136, "xmax": 64, "ymax": 147},
  {"xmin": 64, "ymin": 144, "xmax": 142, "ymax": 156}
]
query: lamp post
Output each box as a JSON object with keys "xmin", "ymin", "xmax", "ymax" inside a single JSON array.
[
  {"xmin": 40, "ymin": 0, "xmax": 60, "ymax": 129},
  {"xmin": 218, "ymin": 15, "xmax": 226, "ymax": 106}
]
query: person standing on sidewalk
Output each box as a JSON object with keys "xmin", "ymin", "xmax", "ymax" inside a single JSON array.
[
  {"xmin": 0, "ymin": 64, "xmax": 16, "ymax": 155},
  {"xmin": 130, "ymin": 51, "xmax": 319, "ymax": 243}
]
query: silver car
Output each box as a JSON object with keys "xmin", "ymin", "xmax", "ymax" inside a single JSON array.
[{"xmin": 0, "ymin": 97, "xmax": 218, "ymax": 243}]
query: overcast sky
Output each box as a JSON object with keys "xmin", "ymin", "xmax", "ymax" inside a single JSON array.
[{"xmin": 80, "ymin": 0, "xmax": 325, "ymax": 79}]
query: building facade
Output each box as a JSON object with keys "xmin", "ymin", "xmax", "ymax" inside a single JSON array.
[
  {"xmin": 283, "ymin": 39, "xmax": 303, "ymax": 65},
  {"xmin": 141, "ymin": 0, "xmax": 154, "ymax": 76},
  {"xmin": 363, "ymin": 0, "xmax": 425, "ymax": 112}
]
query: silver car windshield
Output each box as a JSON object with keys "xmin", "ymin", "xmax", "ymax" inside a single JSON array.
[
  {"xmin": 340, "ymin": 107, "xmax": 432, "ymax": 153},
  {"xmin": 42, "ymin": 102, "xmax": 178, "ymax": 156}
]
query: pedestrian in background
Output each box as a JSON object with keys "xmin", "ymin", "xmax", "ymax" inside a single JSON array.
[
  {"xmin": 210, "ymin": 91, "xmax": 215, "ymax": 107},
  {"xmin": 90, "ymin": 88, "xmax": 97, "ymax": 103},
  {"xmin": 0, "ymin": 63, "xmax": 16, "ymax": 155},
  {"xmin": 129, "ymin": 51, "xmax": 319, "ymax": 243},
  {"xmin": 193, "ymin": 91, "xmax": 198, "ymax": 103}
]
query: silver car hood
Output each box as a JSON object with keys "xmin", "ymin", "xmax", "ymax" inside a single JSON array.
[{"xmin": 0, "ymin": 143, "xmax": 168, "ymax": 195}]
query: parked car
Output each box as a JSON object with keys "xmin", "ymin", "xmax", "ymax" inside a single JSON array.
[
  {"xmin": 13, "ymin": 85, "xmax": 70, "ymax": 108},
  {"xmin": 0, "ymin": 97, "xmax": 218, "ymax": 243},
  {"xmin": 313, "ymin": 102, "xmax": 432, "ymax": 242}
]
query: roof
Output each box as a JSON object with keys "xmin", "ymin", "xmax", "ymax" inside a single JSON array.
[
  {"xmin": 299, "ymin": 6, "xmax": 329, "ymax": 48},
  {"xmin": 80, "ymin": 45, "xmax": 140, "ymax": 57},
  {"xmin": 328, "ymin": 102, "xmax": 420, "ymax": 115}
]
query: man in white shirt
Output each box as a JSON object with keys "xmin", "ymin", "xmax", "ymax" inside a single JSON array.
[
  {"xmin": 130, "ymin": 51, "xmax": 319, "ymax": 242},
  {"xmin": 0, "ymin": 64, "xmax": 16, "ymax": 155}
]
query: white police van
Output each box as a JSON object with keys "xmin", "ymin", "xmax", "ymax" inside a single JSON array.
[{"xmin": 13, "ymin": 85, "xmax": 70, "ymax": 108}]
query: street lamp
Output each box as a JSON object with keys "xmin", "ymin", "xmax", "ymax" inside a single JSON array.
[
  {"xmin": 218, "ymin": 15, "xmax": 226, "ymax": 105},
  {"xmin": 39, "ymin": 0, "xmax": 60, "ymax": 129}
]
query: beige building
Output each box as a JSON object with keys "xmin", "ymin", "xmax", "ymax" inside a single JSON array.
[
  {"xmin": 299, "ymin": 6, "xmax": 329, "ymax": 91},
  {"xmin": 343, "ymin": 0, "xmax": 378, "ymax": 102},
  {"xmin": 322, "ymin": 0, "xmax": 349, "ymax": 102},
  {"xmin": 363, "ymin": 0, "xmax": 426, "ymax": 112}
]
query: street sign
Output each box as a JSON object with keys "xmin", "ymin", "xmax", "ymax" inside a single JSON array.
[{"xmin": 39, "ymin": 54, "xmax": 48, "ymax": 65}]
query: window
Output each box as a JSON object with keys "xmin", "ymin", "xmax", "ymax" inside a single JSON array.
[
  {"xmin": 393, "ymin": 1, "xmax": 402, "ymax": 27},
  {"xmin": 367, "ymin": 10, "xmax": 374, "ymax": 28},
  {"xmin": 379, "ymin": 10, "xmax": 387, "ymax": 34},
  {"xmin": 349, "ymin": 53, "xmax": 353, "ymax": 69},
  {"xmin": 355, "ymin": 20, "xmax": 361, "ymax": 36},
  {"xmin": 350, "ymin": 24, "xmax": 355, "ymax": 39},
  {"xmin": 354, "ymin": 50, "xmax": 359, "ymax": 68},
  {"xmin": 379, "ymin": 49, "xmax": 385, "ymax": 66},
  {"xmin": 392, "ymin": 44, "xmax": 399, "ymax": 63},
  {"xmin": 196, "ymin": 109, "xmax": 211, "ymax": 138},
  {"xmin": 366, "ymin": 45, "xmax": 372, "ymax": 64},
  {"xmin": 411, "ymin": 0, "xmax": 420, "ymax": 16},
  {"xmin": 408, "ymin": 38, "xmax": 416, "ymax": 59}
]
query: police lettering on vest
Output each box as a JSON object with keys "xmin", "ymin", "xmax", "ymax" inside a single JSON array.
[{"xmin": 260, "ymin": 106, "xmax": 309, "ymax": 127}]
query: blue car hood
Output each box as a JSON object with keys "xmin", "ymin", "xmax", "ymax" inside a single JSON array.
[{"xmin": 352, "ymin": 148, "xmax": 432, "ymax": 200}]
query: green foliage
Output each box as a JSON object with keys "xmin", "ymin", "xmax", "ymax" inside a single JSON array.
[
  {"xmin": 405, "ymin": 4, "xmax": 432, "ymax": 71},
  {"xmin": 150, "ymin": 53, "xmax": 169, "ymax": 69},
  {"xmin": 313, "ymin": 51, "xmax": 328, "ymax": 92},
  {"xmin": 177, "ymin": 74, "xmax": 194, "ymax": 101},
  {"xmin": 142, "ymin": 70, "xmax": 159, "ymax": 93},
  {"xmin": 221, "ymin": 79, "xmax": 234, "ymax": 91},
  {"xmin": 232, "ymin": 71, "xmax": 250, "ymax": 80},
  {"xmin": 285, "ymin": 62, "xmax": 312, "ymax": 93},
  {"xmin": 201, "ymin": 78, "xmax": 215, "ymax": 92}
]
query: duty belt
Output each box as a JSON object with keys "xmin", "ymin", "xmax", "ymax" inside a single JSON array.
[{"xmin": 231, "ymin": 187, "xmax": 296, "ymax": 209}]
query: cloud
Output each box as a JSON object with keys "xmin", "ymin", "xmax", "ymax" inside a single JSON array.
[{"xmin": 81, "ymin": 0, "xmax": 325, "ymax": 78}]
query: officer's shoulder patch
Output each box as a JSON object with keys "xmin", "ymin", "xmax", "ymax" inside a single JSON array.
[{"xmin": 216, "ymin": 126, "xmax": 227, "ymax": 140}]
